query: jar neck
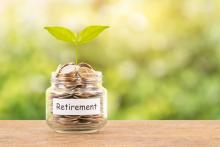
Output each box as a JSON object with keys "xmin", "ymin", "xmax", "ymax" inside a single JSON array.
[{"xmin": 51, "ymin": 71, "xmax": 103, "ymax": 90}]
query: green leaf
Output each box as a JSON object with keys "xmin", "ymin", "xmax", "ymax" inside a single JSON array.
[
  {"xmin": 77, "ymin": 25, "xmax": 109, "ymax": 45},
  {"xmin": 44, "ymin": 26, "xmax": 77, "ymax": 43}
]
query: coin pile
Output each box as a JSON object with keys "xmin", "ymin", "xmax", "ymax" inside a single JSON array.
[{"xmin": 48, "ymin": 63, "xmax": 106, "ymax": 129}]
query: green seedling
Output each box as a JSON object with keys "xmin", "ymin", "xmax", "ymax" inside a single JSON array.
[{"xmin": 44, "ymin": 25, "xmax": 109, "ymax": 64}]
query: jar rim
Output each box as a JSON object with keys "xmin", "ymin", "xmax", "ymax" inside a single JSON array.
[{"xmin": 51, "ymin": 70, "xmax": 103, "ymax": 85}]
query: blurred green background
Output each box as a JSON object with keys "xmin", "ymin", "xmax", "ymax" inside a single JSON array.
[{"xmin": 1, "ymin": 0, "xmax": 220, "ymax": 120}]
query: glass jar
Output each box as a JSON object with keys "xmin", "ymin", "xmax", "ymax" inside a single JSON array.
[{"xmin": 46, "ymin": 63, "xmax": 107, "ymax": 133}]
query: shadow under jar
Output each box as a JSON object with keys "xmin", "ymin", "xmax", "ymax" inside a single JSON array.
[{"xmin": 46, "ymin": 63, "xmax": 107, "ymax": 133}]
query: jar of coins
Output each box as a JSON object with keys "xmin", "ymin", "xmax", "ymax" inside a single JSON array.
[{"xmin": 46, "ymin": 63, "xmax": 107, "ymax": 133}]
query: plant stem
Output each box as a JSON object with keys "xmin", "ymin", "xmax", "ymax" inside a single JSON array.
[{"xmin": 75, "ymin": 47, "xmax": 78, "ymax": 64}]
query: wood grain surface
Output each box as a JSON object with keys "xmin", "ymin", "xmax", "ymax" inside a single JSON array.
[{"xmin": 0, "ymin": 120, "xmax": 220, "ymax": 146}]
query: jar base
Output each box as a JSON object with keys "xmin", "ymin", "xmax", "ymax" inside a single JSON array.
[{"xmin": 55, "ymin": 129, "xmax": 99, "ymax": 134}]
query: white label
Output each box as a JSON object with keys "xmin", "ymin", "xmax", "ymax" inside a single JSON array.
[{"xmin": 53, "ymin": 98, "xmax": 100, "ymax": 115}]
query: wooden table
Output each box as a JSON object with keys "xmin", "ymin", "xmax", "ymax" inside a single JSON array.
[{"xmin": 0, "ymin": 120, "xmax": 220, "ymax": 146}]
